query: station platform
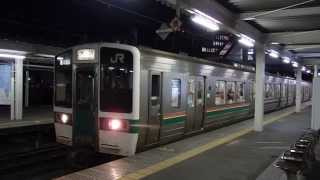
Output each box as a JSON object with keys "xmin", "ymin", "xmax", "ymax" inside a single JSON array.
[
  {"xmin": 56, "ymin": 102, "xmax": 311, "ymax": 180},
  {"xmin": 0, "ymin": 106, "xmax": 53, "ymax": 129}
]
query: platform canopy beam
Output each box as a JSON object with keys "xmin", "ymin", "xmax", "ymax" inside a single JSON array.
[
  {"xmin": 240, "ymin": 6, "xmax": 320, "ymax": 20},
  {"xmin": 268, "ymin": 30, "xmax": 320, "ymax": 45}
]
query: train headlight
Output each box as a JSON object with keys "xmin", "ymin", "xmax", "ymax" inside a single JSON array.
[
  {"xmin": 100, "ymin": 118, "xmax": 129, "ymax": 132},
  {"xmin": 55, "ymin": 113, "xmax": 72, "ymax": 125},
  {"xmin": 109, "ymin": 119, "xmax": 122, "ymax": 130},
  {"xmin": 61, "ymin": 114, "xmax": 69, "ymax": 124}
]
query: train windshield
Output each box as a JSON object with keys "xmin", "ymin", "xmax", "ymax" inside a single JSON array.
[
  {"xmin": 100, "ymin": 47, "xmax": 133, "ymax": 113},
  {"xmin": 54, "ymin": 50, "xmax": 72, "ymax": 108}
]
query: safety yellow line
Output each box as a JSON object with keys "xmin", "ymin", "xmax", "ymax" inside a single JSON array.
[{"xmin": 119, "ymin": 109, "xmax": 297, "ymax": 180}]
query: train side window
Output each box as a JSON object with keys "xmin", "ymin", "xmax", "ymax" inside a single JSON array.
[
  {"xmin": 265, "ymin": 83, "xmax": 274, "ymax": 98},
  {"xmin": 275, "ymin": 84, "xmax": 281, "ymax": 98},
  {"xmin": 226, "ymin": 82, "xmax": 236, "ymax": 104},
  {"xmin": 171, "ymin": 79, "xmax": 181, "ymax": 108},
  {"xmin": 236, "ymin": 82, "xmax": 245, "ymax": 103},
  {"xmin": 151, "ymin": 75, "xmax": 160, "ymax": 97},
  {"xmin": 215, "ymin": 81, "xmax": 225, "ymax": 105},
  {"xmin": 151, "ymin": 75, "xmax": 160, "ymax": 105},
  {"xmin": 282, "ymin": 84, "xmax": 287, "ymax": 97}
]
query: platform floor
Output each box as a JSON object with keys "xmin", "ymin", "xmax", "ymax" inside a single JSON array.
[
  {"xmin": 56, "ymin": 103, "xmax": 311, "ymax": 180},
  {"xmin": 0, "ymin": 106, "xmax": 53, "ymax": 129}
]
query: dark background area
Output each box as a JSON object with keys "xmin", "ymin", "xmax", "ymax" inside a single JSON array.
[{"xmin": 0, "ymin": 0, "xmax": 311, "ymax": 80}]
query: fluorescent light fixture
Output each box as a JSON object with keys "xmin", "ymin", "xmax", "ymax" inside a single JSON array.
[
  {"xmin": 292, "ymin": 61, "xmax": 298, "ymax": 68},
  {"xmin": 192, "ymin": 15, "xmax": 219, "ymax": 31},
  {"xmin": 318, "ymin": 73, "xmax": 320, "ymax": 76},
  {"xmin": 77, "ymin": 49, "xmax": 95, "ymax": 61},
  {"xmin": 238, "ymin": 34, "xmax": 255, "ymax": 47},
  {"xmin": 0, "ymin": 53, "xmax": 25, "ymax": 59},
  {"xmin": 282, "ymin": 57, "xmax": 290, "ymax": 64},
  {"xmin": 306, "ymin": 70, "xmax": 311, "ymax": 73},
  {"xmin": 271, "ymin": 42, "xmax": 280, "ymax": 45},
  {"xmin": 268, "ymin": 50, "xmax": 279, "ymax": 58},
  {"xmin": 233, "ymin": 63, "xmax": 239, "ymax": 67},
  {"xmin": 248, "ymin": 49, "xmax": 254, "ymax": 55},
  {"xmin": 192, "ymin": 9, "xmax": 221, "ymax": 24},
  {"xmin": 301, "ymin": 66, "xmax": 306, "ymax": 71}
]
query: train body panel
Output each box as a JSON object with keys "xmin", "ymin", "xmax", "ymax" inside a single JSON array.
[{"xmin": 53, "ymin": 43, "xmax": 312, "ymax": 156}]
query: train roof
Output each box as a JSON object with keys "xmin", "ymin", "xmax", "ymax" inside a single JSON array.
[{"xmin": 58, "ymin": 42, "xmax": 308, "ymax": 83}]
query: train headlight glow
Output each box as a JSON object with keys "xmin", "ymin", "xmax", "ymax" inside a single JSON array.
[
  {"xmin": 109, "ymin": 119, "xmax": 122, "ymax": 130},
  {"xmin": 61, "ymin": 114, "xmax": 69, "ymax": 124},
  {"xmin": 77, "ymin": 49, "xmax": 95, "ymax": 61}
]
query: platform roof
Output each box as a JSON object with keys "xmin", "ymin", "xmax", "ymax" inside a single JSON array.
[{"xmin": 215, "ymin": 0, "xmax": 320, "ymax": 64}]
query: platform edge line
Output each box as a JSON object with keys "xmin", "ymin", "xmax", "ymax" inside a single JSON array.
[{"xmin": 117, "ymin": 108, "xmax": 301, "ymax": 180}]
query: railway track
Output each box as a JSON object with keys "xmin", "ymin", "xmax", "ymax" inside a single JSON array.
[{"xmin": 0, "ymin": 143, "xmax": 69, "ymax": 174}]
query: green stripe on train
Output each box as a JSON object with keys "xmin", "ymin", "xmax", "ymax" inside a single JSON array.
[
  {"xmin": 161, "ymin": 116, "xmax": 186, "ymax": 126},
  {"xmin": 128, "ymin": 106, "xmax": 249, "ymax": 131},
  {"xmin": 128, "ymin": 119, "xmax": 140, "ymax": 133},
  {"xmin": 206, "ymin": 106, "xmax": 249, "ymax": 121}
]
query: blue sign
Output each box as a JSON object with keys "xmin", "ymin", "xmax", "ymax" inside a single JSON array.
[{"xmin": 0, "ymin": 64, "xmax": 11, "ymax": 105}]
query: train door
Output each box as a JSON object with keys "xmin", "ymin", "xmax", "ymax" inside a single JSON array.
[
  {"xmin": 73, "ymin": 65, "xmax": 98, "ymax": 149},
  {"xmin": 186, "ymin": 76, "xmax": 204, "ymax": 133},
  {"xmin": 146, "ymin": 72, "xmax": 162, "ymax": 145}
]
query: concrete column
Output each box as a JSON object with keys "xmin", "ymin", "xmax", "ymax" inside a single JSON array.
[
  {"xmin": 314, "ymin": 65, "xmax": 318, "ymax": 77},
  {"xmin": 254, "ymin": 43, "xmax": 265, "ymax": 132},
  {"xmin": 311, "ymin": 77, "xmax": 320, "ymax": 130},
  {"xmin": 295, "ymin": 69, "xmax": 302, "ymax": 113},
  {"xmin": 10, "ymin": 62, "xmax": 15, "ymax": 120},
  {"xmin": 24, "ymin": 70, "xmax": 29, "ymax": 108},
  {"xmin": 15, "ymin": 58, "xmax": 23, "ymax": 120}
]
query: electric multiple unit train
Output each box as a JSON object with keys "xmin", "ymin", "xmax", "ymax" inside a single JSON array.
[{"xmin": 54, "ymin": 43, "xmax": 312, "ymax": 156}]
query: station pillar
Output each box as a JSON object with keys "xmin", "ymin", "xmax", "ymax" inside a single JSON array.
[
  {"xmin": 14, "ymin": 58, "xmax": 24, "ymax": 120},
  {"xmin": 254, "ymin": 43, "xmax": 265, "ymax": 132},
  {"xmin": 311, "ymin": 65, "xmax": 320, "ymax": 130},
  {"xmin": 295, "ymin": 69, "xmax": 302, "ymax": 113}
]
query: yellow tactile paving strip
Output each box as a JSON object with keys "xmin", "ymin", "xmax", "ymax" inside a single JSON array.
[{"xmin": 119, "ymin": 105, "xmax": 308, "ymax": 180}]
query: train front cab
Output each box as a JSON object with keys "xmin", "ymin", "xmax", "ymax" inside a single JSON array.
[{"xmin": 54, "ymin": 44, "xmax": 141, "ymax": 156}]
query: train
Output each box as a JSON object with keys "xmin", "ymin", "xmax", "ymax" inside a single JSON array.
[{"xmin": 53, "ymin": 43, "xmax": 312, "ymax": 156}]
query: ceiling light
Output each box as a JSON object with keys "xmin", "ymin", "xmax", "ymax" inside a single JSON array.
[
  {"xmin": 301, "ymin": 66, "xmax": 306, "ymax": 71},
  {"xmin": 192, "ymin": 15, "xmax": 219, "ymax": 31},
  {"xmin": 282, "ymin": 57, "xmax": 290, "ymax": 64},
  {"xmin": 0, "ymin": 53, "xmax": 25, "ymax": 59},
  {"xmin": 192, "ymin": 9, "xmax": 221, "ymax": 24},
  {"xmin": 306, "ymin": 70, "xmax": 311, "ymax": 73},
  {"xmin": 268, "ymin": 50, "xmax": 279, "ymax": 59},
  {"xmin": 248, "ymin": 49, "xmax": 254, "ymax": 55},
  {"xmin": 238, "ymin": 34, "xmax": 255, "ymax": 47},
  {"xmin": 292, "ymin": 61, "xmax": 298, "ymax": 68}
]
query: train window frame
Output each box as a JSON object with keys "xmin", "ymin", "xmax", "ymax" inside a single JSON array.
[
  {"xmin": 226, "ymin": 81, "xmax": 236, "ymax": 104},
  {"xmin": 54, "ymin": 50, "xmax": 73, "ymax": 108},
  {"xmin": 171, "ymin": 79, "xmax": 181, "ymax": 108},
  {"xmin": 215, "ymin": 80, "xmax": 226, "ymax": 105},
  {"xmin": 99, "ymin": 47, "xmax": 134, "ymax": 113}
]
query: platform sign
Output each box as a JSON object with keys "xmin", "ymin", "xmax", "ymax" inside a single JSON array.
[{"xmin": 0, "ymin": 64, "xmax": 11, "ymax": 105}]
